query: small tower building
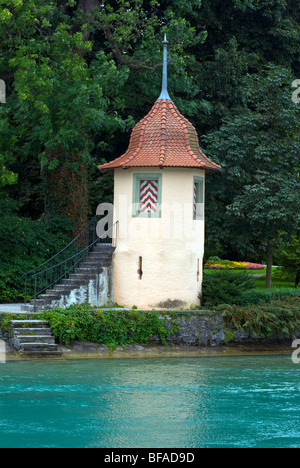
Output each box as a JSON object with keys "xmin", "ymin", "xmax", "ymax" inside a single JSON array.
[{"xmin": 98, "ymin": 36, "xmax": 221, "ymax": 309}]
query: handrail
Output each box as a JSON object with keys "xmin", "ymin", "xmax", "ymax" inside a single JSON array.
[
  {"xmin": 24, "ymin": 219, "xmax": 118, "ymax": 308},
  {"xmin": 31, "ymin": 224, "xmax": 117, "ymax": 305},
  {"xmin": 23, "ymin": 216, "xmax": 100, "ymax": 277},
  {"xmin": 33, "ymin": 236, "xmax": 106, "ymax": 279}
]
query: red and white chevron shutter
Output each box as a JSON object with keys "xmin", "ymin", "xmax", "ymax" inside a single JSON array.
[{"xmin": 140, "ymin": 180, "xmax": 159, "ymax": 214}]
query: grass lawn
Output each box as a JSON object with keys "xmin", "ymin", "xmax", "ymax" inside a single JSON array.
[
  {"xmin": 248, "ymin": 267, "xmax": 296, "ymax": 289},
  {"xmin": 204, "ymin": 267, "xmax": 296, "ymax": 289}
]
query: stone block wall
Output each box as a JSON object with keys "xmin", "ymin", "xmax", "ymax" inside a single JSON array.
[{"xmin": 149, "ymin": 311, "xmax": 294, "ymax": 347}]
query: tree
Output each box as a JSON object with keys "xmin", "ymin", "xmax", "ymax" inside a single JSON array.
[
  {"xmin": 276, "ymin": 236, "xmax": 300, "ymax": 288},
  {"xmin": 0, "ymin": 0, "xmax": 207, "ymax": 234},
  {"xmin": 0, "ymin": 0, "xmax": 133, "ymax": 234},
  {"xmin": 203, "ymin": 65, "xmax": 300, "ymax": 288}
]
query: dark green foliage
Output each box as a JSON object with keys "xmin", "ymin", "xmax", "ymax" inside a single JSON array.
[
  {"xmin": 239, "ymin": 288, "xmax": 300, "ymax": 306},
  {"xmin": 221, "ymin": 296, "xmax": 300, "ymax": 339},
  {"xmin": 202, "ymin": 270, "xmax": 300, "ymax": 308},
  {"xmin": 37, "ymin": 304, "xmax": 178, "ymax": 349},
  {"xmin": 201, "ymin": 270, "xmax": 256, "ymax": 307},
  {"xmin": 0, "ymin": 206, "xmax": 69, "ymax": 302},
  {"xmin": 276, "ymin": 236, "xmax": 300, "ymax": 288},
  {"xmin": 203, "ymin": 65, "xmax": 300, "ymax": 281}
]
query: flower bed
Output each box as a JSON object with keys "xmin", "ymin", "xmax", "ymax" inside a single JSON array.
[{"xmin": 204, "ymin": 257, "xmax": 264, "ymax": 270}]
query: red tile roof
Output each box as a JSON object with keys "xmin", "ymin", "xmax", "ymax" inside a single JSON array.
[{"xmin": 98, "ymin": 99, "xmax": 221, "ymax": 172}]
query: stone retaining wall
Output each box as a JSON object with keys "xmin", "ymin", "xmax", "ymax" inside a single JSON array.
[
  {"xmin": 163, "ymin": 312, "xmax": 225, "ymax": 347},
  {"xmin": 149, "ymin": 311, "xmax": 293, "ymax": 347}
]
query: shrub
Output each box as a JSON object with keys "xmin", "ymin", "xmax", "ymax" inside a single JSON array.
[
  {"xmin": 275, "ymin": 236, "xmax": 300, "ymax": 287},
  {"xmin": 239, "ymin": 287, "xmax": 300, "ymax": 306},
  {"xmin": 220, "ymin": 296, "xmax": 300, "ymax": 339},
  {"xmin": 200, "ymin": 270, "xmax": 256, "ymax": 307},
  {"xmin": 38, "ymin": 304, "xmax": 179, "ymax": 349}
]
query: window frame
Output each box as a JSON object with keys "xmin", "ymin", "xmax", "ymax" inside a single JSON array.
[
  {"xmin": 193, "ymin": 176, "xmax": 205, "ymax": 221},
  {"xmin": 132, "ymin": 173, "xmax": 162, "ymax": 218}
]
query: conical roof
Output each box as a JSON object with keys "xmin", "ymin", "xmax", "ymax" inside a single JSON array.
[
  {"xmin": 98, "ymin": 99, "xmax": 221, "ymax": 171},
  {"xmin": 98, "ymin": 34, "xmax": 221, "ymax": 173}
]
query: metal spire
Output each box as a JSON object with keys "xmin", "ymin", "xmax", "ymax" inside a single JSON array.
[{"xmin": 158, "ymin": 33, "xmax": 171, "ymax": 100}]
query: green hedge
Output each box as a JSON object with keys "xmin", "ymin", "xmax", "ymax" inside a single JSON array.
[
  {"xmin": 37, "ymin": 305, "xmax": 178, "ymax": 349},
  {"xmin": 239, "ymin": 287, "xmax": 300, "ymax": 306},
  {"xmin": 201, "ymin": 270, "xmax": 300, "ymax": 307}
]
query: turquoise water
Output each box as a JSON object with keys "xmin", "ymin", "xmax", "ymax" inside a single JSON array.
[{"xmin": 0, "ymin": 355, "xmax": 300, "ymax": 448}]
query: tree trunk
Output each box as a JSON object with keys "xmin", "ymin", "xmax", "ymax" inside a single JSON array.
[
  {"xmin": 43, "ymin": 149, "xmax": 88, "ymax": 237},
  {"xmin": 295, "ymin": 270, "xmax": 300, "ymax": 289},
  {"xmin": 76, "ymin": 0, "xmax": 100, "ymax": 41},
  {"xmin": 266, "ymin": 241, "xmax": 273, "ymax": 289}
]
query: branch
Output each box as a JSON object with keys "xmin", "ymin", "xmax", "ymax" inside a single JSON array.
[
  {"xmin": 76, "ymin": 0, "xmax": 101, "ymax": 41},
  {"xmin": 104, "ymin": 27, "xmax": 163, "ymax": 71},
  {"xmin": 75, "ymin": 2, "xmax": 164, "ymax": 71}
]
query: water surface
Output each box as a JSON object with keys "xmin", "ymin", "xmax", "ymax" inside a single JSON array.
[{"xmin": 0, "ymin": 355, "xmax": 299, "ymax": 448}]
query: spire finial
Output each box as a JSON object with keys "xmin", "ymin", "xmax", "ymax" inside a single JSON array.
[{"xmin": 158, "ymin": 33, "xmax": 171, "ymax": 100}]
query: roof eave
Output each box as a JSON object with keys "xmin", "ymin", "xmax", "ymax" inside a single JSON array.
[{"xmin": 98, "ymin": 163, "xmax": 222, "ymax": 172}]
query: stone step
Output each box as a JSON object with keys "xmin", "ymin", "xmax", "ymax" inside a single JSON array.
[
  {"xmin": 66, "ymin": 274, "xmax": 100, "ymax": 282},
  {"xmin": 10, "ymin": 320, "xmax": 49, "ymax": 328},
  {"xmin": 60, "ymin": 278, "xmax": 92, "ymax": 287},
  {"xmin": 30, "ymin": 306, "xmax": 49, "ymax": 312},
  {"xmin": 68, "ymin": 272, "xmax": 94, "ymax": 279},
  {"xmin": 45, "ymin": 287, "xmax": 71, "ymax": 295},
  {"xmin": 93, "ymin": 244, "xmax": 114, "ymax": 250},
  {"xmin": 70, "ymin": 263, "xmax": 102, "ymax": 270},
  {"xmin": 86, "ymin": 251, "xmax": 113, "ymax": 257},
  {"xmin": 20, "ymin": 305, "xmax": 35, "ymax": 312},
  {"xmin": 13, "ymin": 328, "xmax": 53, "ymax": 336},
  {"xmin": 74, "ymin": 266, "xmax": 104, "ymax": 273},
  {"xmin": 31, "ymin": 289, "xmax": 80, "ymax": 305},
  {"xmin": 38, "ymin": 292, "xmax": 63, "ymax": 301},
  {"xmin": 29, "ymin": 298, "xmax": 52, "ymax": 306},
  {"xmin": 24, "ymin": 243, "xmax": 115, "ymax": 313},
  {"xmin": 16, "ymin": 335, "xmax": 55, "ymax": 345},
  {"xmin": 9, "ymin": 316, "xmax": 57, "ymax": 354},
  {"xmin": 67, "ymin": 270, "xmax": 102, "ymax": 279},
  {"xmin": 82, "ymin": 247, "xmax": 113, "ymax": 254},
  {"xmin": 13, "ymin": 334, "xmax": 56, "ymax": 351},
  {"xmin": 47, "ymin": 284, "xmax": 66, "ymax": 291},
  {"xmin": 44, "ymin": 290, "xmax": 67, "ymax": 297},
  {"xmin": 19, "ymin": 343, "xmax": 58, "ymax": 352},
  {"xmin": 21, "ymin": 350, "xmax": 62, "ymax": 357}
]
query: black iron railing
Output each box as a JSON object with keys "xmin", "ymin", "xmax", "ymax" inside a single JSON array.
[{"xmin": 23, "ymin": 217, "xmax": 118, "ymax": 309}]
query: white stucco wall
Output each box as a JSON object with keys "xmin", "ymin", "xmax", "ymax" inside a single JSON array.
[{"xmin": 112, "ymin": 167, "xmax": 205, "ymax": 310}]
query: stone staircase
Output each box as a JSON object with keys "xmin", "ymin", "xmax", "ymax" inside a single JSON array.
[
  {"xmin": 10, "ymin": 320, "xmax": 61, "ymax": 356},
  {"xmin": 23, "ymin": 244, "xmax": 115, "ymax": 312}
]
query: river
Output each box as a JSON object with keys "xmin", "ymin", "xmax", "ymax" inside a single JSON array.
[{"xmin": 0, "ymin": 355, "xmax": 299, "ymax": 448}]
